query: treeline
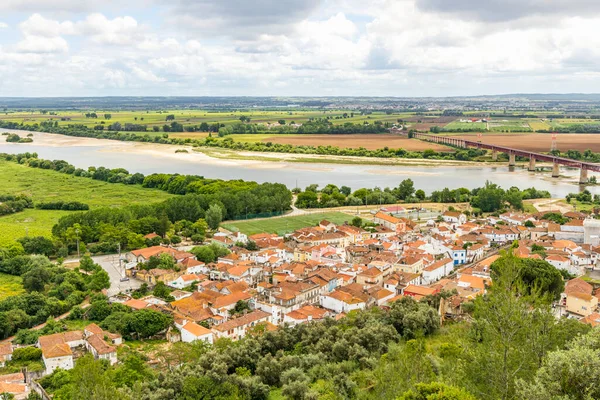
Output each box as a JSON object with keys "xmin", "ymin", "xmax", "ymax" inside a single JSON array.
[
  {"xmin": 0, "ymin": 121, "xmax": 490, "ymax": 162},
  {"xmin": 538, "ymin": 124, "xmax": 600, "ymax": 133},
  {"xmin": 36, "ymin": 201, "xmax": 89, "ymax": 211},
  {"xmin": 218, "ymin": 119, "xmax": 389, "ymax": 136},
  {"xmin": 0, "ymin": 194, "xmax": 33, "ymax": 216},
  {"xmin": 204, "ymin": 136, "xmax": 488, "ymax": 161},
  {"xmin": 1, "ymin": 153, "xmax": 291, "ymax": 199},
  {"xmin": 295, "ymin": 180, "xmax": 550, "ymax": 213},
  {"xmin": 551, "ymin": 148, "xmax": 600, "ymax": 163},
  {"xmin": 50, "ymin": 186, "xmax": 291, "ymax": 253},
  {"xmin": 0, "ymin": 254, "xmax": 109, "ymax": 340}
]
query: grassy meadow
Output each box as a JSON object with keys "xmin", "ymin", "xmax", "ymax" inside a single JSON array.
[
  {"xmin": 222, "ymin": 212, "xmax": 352, "ymax": 236},
  {"xmin": 0, "ymin": 273, "xmax": 24, "ymax": 300},
  {"xmin": 0, "ymin": 160, "xmax": 174, "ymax": 246}
]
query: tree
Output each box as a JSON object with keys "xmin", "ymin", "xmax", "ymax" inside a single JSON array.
[
  {"xmin": 415, "ymin": 189, "xmax": 426, "ymax": 201},
  {"xmin": 464, "ymin": 251, "xmax": 568, "ymax": 400},
  {"xmin": 104, "ymin": 114, "xmax": 111, "ymax": 120},
  {"xmin": 79, "ymin": 255, "xmax": 98, "ymax": 272},
  {"xmin": 22, "ymin": 266, "xmax": 51, "ymax": 292},
  {"xmin": 471, "ymin": 181, "xmax": 504, "ymax": 212},
  {"xmin": 165, "ymin": 114, "xmax": 175, "ymax": 121},
  {"xmin": 491, "ymin": 256, "xmax": 564, "ymax": 301},
  {"xmin": 399, "ymin": 382, "xmax": 477, "ymax": 400},
  {"xmin": 153, "ymin": 282, "xmax": 174, "ymax": 301},
  {"xmin": 17, "ymin": 236, "xmax": 54, "ymax": 256},
  {"xmin": 351, "ymin": 216, "xmax": 363, "ymax": 227},
  {"xmin": 281, "ymin": 368, "xmax": 311, "ymax": 400},
  {"xmin": 127, "ymin": 309, "xmax": 172, "ymax": 339},
  {"xmin": 524, "ymin": 220, "xmax": 535, "ymax": 228},
  {"xmin": 69, "ymin": 354, "xmax": 123, "ymax": 400},
  {"xmin": 230, "ymin": 300, "xmax": 251, "ymax": 316},
  {"xmin": 388, "ymin": 297, "xmax": 439, "ymax": 338},
  {"xmin": 517, "ymin": 329, "xmax": 600, "ymax": 399},
  {"xmin": 205, "ymin": 204, "xmax": 223, "ymax": 230},
  {"xmin": 87, "ymin": 269, "xmax": 110, "ymax": 291},
  {"xmin": 395, "ymin": 179, "xmax": 415, "ymax": 201}
]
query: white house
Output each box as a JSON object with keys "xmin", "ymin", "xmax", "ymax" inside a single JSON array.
[
  {"xmin": 211, "ymin": 310, "xmax": 271, "ymax": 340},
  {"xmin": 422, "ymin": 258, "xmax": 454, "ymax": 284},
  {"xmin": 41, "ymin": 344, "xmax": 73, "ymax": 374},
  {"xmin": 181, "ymin": 322, "xmax": 214, "ymax": 344},
  {"xmin": 169, "ymin": 274, "xmax": 201, "ymax": 289},
  {"xmin": 547, "ymin": 255, "xmax": 581, "ymax": 276},
  {"xmin": 0, "ymin": 343, "xmax": 13, "ymax": 367},
  {"xmin": 442, "ymin": 211, "xmax": 467, "ymax": 227},
  {"xmin": 86, "ymin": 335, "xmax": 118, "ymax": 365},
  {"xmin": 450, "ymin": 246, "xmax": 467, "ymax": 266},
  {"xmin": 319, "ymin": 289, "xmax": 366, "ymax": 314}
]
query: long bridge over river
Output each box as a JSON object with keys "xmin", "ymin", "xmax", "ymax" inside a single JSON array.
[{"xmin": 412, "ymin": 132, "xmax": 600, "ymax": 184}]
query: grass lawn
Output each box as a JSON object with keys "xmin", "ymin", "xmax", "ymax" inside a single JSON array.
[
  {"xmin": 222, "ymin": 212, "xmax": 352, "ymax": 236},
  {"xmin": 0, "ymin": 273, "xmax": 24, "ymax": 300},
  {"xmin": 0, "ymin": 159, "xmax": 174, "ymax": 246}
]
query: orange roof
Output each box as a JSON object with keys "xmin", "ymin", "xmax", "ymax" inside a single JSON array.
[
  {"xmin": 404, "ymin": 285, "xmax": 436, "ymax": 296},
  {"xmin": 86, "ymin": 334, "xmax": 116, "ymax": 355},
  {"xmin": 211, "ymin": 291, "xmax": 251, "ymax": 309},
  {"xmin": 0, "ymin": 382, "xmax": 26, "ymax": 394},
  {"xmin": 182, "ymin": 321, "xmax": 212, "ymax": 337},
  {"xmin": 374, "ymin": 211, "xmax": 401, "ymax": 225},
  {"xmin": 124, "ymin": 299, "xmax": 150, "ymax": 310},
  {"xmin": 0, "ymin": 343, "xmax": 12, "ymax": 357},
  {"xmin": 42, "ymin": 343, "xmax": 72, "ymax": 358},
  {"xmin": 458, "ymin": 274, "xmax": 487, "ymax": 290}
]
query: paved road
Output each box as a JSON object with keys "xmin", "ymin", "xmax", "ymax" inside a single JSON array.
[{"xmin": 91, "ymin": 254, "xmax": 143, "ymax": 296}]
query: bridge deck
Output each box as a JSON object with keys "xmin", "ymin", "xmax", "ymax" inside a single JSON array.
[{"xmin": 413, "ymin": 133, "xmax": 600, "ymax": 172}]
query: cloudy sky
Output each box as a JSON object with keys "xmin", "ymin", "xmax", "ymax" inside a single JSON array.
[{"xmin": 1, "ymin": 0, "xmax": 600, "ymax": 97}]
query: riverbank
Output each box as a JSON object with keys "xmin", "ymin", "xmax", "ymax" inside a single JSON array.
[{"xmin": 1, "ymin": 129, "xmax": 598, "ymax": 198}]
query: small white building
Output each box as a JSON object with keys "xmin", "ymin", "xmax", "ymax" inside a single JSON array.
[
  {"xmin": 422, "ymin": 258, "xmax": 454, "ymax": 284},
  {"xmin": 181, "ymin": 322, "xmax": 214, "ymax": 344},
  {"xmin": 547, "ymin": 255, "xmax": 581, "ymax": 276},
  {"xmin": 0, "ymin": 343, "xmax": 12, "ymax": 367},
  {"xmin": 319, "ymin": 290, "xmax": 366, "ymax": 314},
  {"xmin": 169, "ymin": 274, "xmax": 201, "ymax": 289}
]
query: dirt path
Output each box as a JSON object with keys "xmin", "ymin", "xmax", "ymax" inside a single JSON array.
[{"xmin": 531, "ymin": 199, "xmax": 573, "ymax": 214}]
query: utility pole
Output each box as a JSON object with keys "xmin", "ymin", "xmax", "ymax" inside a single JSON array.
[
  {"xmin": 118, "ymin": 242, "xmax": 123, "ymax": 277},
  {"xmin": 75, "ymin": 228, "xmax": 80, "ymax": 258}
]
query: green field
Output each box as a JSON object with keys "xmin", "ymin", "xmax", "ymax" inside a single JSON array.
[
  {"xmin": 0, "ymin": 109, "xmax": 407, "ymax": 134},
  {"xmin": 222, "ymin": 212, "xmax": 352, "ymax": 236},
  {"xmin": 0, "ymin": 273, "xmax": 24, "ymax": 300},
  {"xmin": 0, "ymin": 160, "xmax": 174, "ymax": 246},
  {"xmin": 443, "ymin": 121, "xmax": 487, "ymax": 130}
]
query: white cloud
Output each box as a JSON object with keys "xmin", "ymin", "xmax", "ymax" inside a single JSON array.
[
  {"xmin": 0, "ymin": 22, "xmax": 8, "ymax": 29},
  {"xmin": 15, "ymin": 35, "xmax": 69, "ymax": 53},
  {"xmin": 19, "ymin": 13, "xmax": 75, "ymax": 37},
  {"xmin": 75, "ymin": 13, "xmax": 140, "ymax": 45},
  {"xmin": 4, "ymin": 1, "xmax": 600, "ymax": 96}
]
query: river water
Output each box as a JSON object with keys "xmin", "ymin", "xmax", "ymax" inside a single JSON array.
[{"xmin": 0, "ymin": 130, "xmax": 598, "ymax": 198}]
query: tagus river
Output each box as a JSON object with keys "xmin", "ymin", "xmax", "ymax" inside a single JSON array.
[{"xmin": 1, "ymin": 130, "xmax": 598, "ymax": 199}]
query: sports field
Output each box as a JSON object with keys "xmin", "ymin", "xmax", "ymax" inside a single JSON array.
[{"xmin": 222, "ymin": 212, "xmax": 352, "ymax": 236}]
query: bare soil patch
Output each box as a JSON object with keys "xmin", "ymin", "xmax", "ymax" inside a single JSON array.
[
  {"xmin": 450, "ymin": 133, "xmax": 600, "ymax": 152},
  {"xmin": 262, "ymin": 134, "xmax": 454, "ymax": 152}
]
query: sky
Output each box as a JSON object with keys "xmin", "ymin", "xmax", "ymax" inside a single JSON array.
[{"xmin": 1, "ymin": 0, "xmax": 600, "ymax": 97}]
